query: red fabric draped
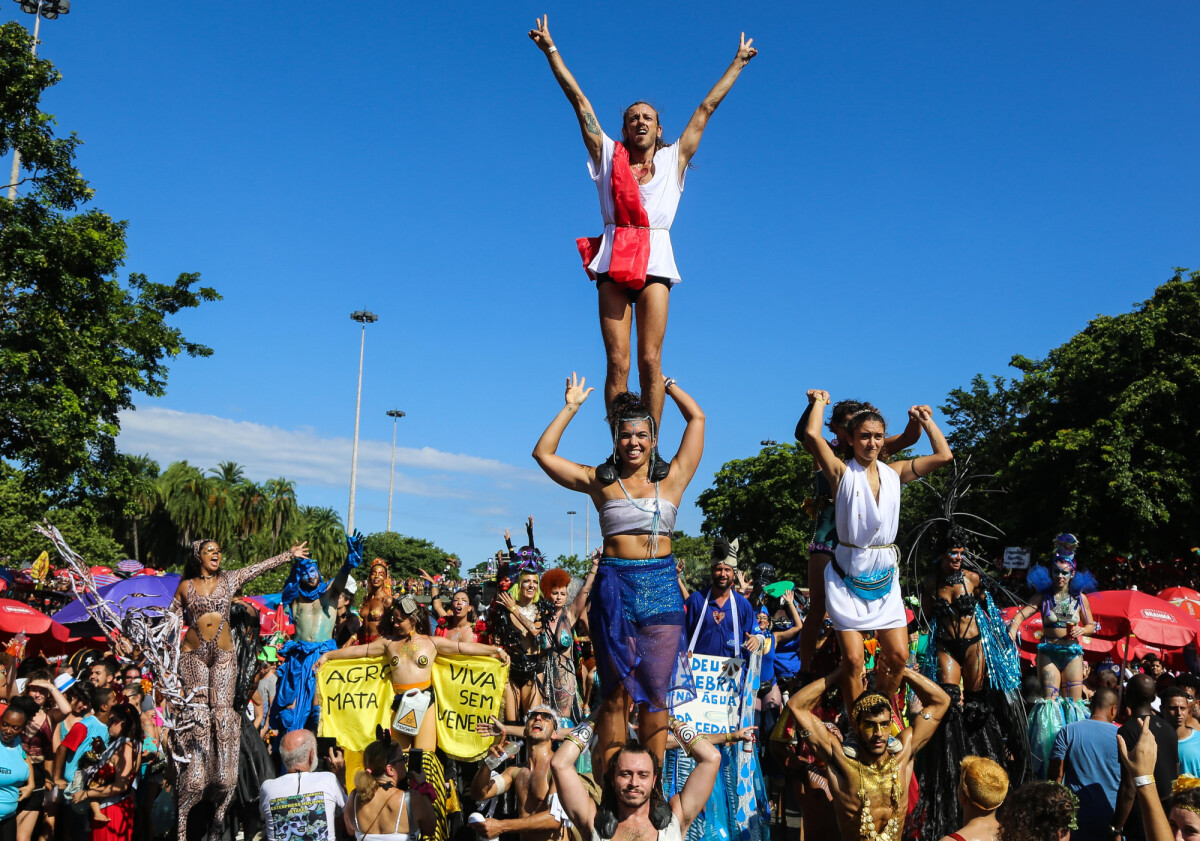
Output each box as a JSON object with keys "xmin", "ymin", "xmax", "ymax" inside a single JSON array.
[{"xmin": 577, "ymin": 142, "xmax": 651, "ymax": 290}]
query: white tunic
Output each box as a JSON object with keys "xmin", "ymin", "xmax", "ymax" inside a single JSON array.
[
  {"xmin": 587, "ymin": 133, "xmax": 686, "ymax": 283},
  {"xmin": 824, "ymin": 459, "xmax": 906, "ymax": 632}
]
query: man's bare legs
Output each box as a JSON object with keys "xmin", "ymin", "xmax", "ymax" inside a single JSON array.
[
  {"xmin": 595, "ymin": 685, "xmax": 631, "ymax": 780},
  {"xmin": 836, "ymin": 629, "xmax": 867, "ymax": 708},
  {"xmin": 597, "ymin": 281, "xmax": 670, "ymax": 427},
  {"xmin": 633, "ymin": 283, "xmax": 669, "ymax": 427},
  {"xmin": 798, "ymin": 554, "xmax": 830, "ymax": 675},
  {"xmin": 599, "ymin": 283, "xmax": 633, "ymax": 413}
]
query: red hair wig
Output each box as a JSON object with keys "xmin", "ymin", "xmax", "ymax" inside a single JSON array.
[{"xmin": 540, "ymin": 568, "xmax": 572, "ymax": 599}]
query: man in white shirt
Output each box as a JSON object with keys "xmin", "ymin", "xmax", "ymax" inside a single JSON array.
[
  {"xmin": 259, "ymin": 729, "xmax": 346, "ymax": 841},
  {"xmin": 528, "ymin": 16, "xmax": 757, "ymax": 478}
]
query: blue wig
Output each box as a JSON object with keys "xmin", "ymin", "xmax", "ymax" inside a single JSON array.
[{"xmin": 1026, "ymin": 562, "xmax": 1098, "ymax": 597}]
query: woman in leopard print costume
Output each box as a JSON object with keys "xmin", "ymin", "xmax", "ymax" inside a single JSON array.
[{"xmin": 169, "ymin": 538, "xmax": 308, "ymax": 839}]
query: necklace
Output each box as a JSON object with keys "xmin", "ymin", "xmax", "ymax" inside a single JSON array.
[
  {"xmin": 941, "ymin": 570, "xmax": 965, "ymax": 587},
  {"xmin": 848, "ymin": 754, "xmax": 903, "ymax": 841}
]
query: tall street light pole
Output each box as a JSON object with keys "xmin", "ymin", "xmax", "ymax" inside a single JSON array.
[
  {"xmin": 8, "ymin": 0, "xmax": 70, "ymax": 201},
  {"xmin": 567, "ymin": 510, "xmax": 577, "ymax": 559},
  {"xmin": 347, "ymin": 310, "xmax": 377, "ymax": 534},
  {"xmin": 386, "ymin": 409, "xmax": 406, "ymax": 532}
]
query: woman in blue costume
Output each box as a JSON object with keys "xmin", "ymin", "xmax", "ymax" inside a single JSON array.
[
  {"xmin": 1007, "ymin": 534, "xmax": 1096, "ymax": 777},
  {"xmin": 533, "ymin": 372, "xmax": 703, "ymax": 776}
]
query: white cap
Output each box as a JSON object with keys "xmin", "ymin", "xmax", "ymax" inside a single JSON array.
[{"xmin": 54, "ymin": 673, "xmax": 76, "ymax": 692}]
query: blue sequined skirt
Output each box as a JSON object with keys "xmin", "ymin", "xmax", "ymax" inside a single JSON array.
[{"xmin": 589, "ymin": 554, "xmax": 695, "ymax": 712}]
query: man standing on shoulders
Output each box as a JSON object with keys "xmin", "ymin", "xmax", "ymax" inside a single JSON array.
[
  {"xmin": 528, "ymin": 15, "xmax": 756, "ymax": 478},
  {"xmin": 785, "ymin": 663, "xmax": 950, "ymax": 841},
  {"xmin": 1049, "ymin": 686, "xmax": 1121, "ymax": 841},
  {"xmin": 471, "ymin": 706, "xmax": 571, "ymax": 841},
  {"xmin": 1162, "ymin": 686, "xmax": 1200, "ymax": 777},
  {"xmin": 259, "ymin": 729, "xmax": 346, "ymax": 841}
]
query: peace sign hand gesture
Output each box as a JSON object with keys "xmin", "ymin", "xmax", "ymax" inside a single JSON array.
[
  {"xmin": 529, "ymin": 15, "xmax": 556, "ymax": 53},
  {"xmin": 564, "ymin": 372, "xmax": 594, "ymax": 410},
  {"xmin": 736, "ymin": 32, "xmax": 757, "ymax": 65}
]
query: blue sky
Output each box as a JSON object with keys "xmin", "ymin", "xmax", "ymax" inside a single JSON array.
[{"xmin": 11, "ymin": 2, "xmax": 1198, "ymax": 568}]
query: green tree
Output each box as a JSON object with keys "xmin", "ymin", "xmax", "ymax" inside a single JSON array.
[
  {"xmin": 670, "ymin": 531, "xmax": 713, "ymax": 592},
  {"xmin": 364, "ymin": 532, "xmax": 453, "ymax": 581},
  {"xmin": 264, "ymin": 478, "xmax": 297, "ymax": 555},
  {"xmin": 552, "ymin": 554, "xmax": 589, "ymax": 579},
  {"xmin": 298, "ymin": 506, "xmax": 347, "ymax": 578},
  {"xmin": 696, "ymin": 441, "xmax": 815, "ymax": 583},
  {"xmin": 0, "ymin": 22, "xmax": 219, "ymax": 496},
  {"xmin": 0, "ymin": 464, "xmax": 123, "ymax": 563},
  {"xmin": 942, "ymin": 269, "xmax": 1200, "ymax": 559}
]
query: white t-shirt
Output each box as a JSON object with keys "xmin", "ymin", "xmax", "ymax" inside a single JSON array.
[
  {"xmin": 260, "ymin": 770, "xmax": 346, "ymax": 841},
  {"xmin": 587, "ymin": 133, "xmax": 686, "ymax": 282}
]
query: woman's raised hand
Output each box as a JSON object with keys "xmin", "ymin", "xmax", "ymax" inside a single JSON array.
[
  {"xmin": 736, "ymin": 32, "xmax": 757, "ymax": 66},
  {"xmin": 528, "ymin": 15, "xmax": 556, "ymax": 53},
  {"xmin": 564, "ymin": 372, "xmax": 594, "ymax": 410},
  {"xmin": 290, "ymin": 541, "xmax": 310, "ymax": 559},
  {"xmin": 908, "ymin": 405, "xmax": 933, "ymax": 423},
  {"xmin": 806, "ymin": 389, "xmax": 831, "ymax": 405}
]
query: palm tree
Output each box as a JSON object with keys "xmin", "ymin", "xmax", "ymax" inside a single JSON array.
[
  {"xmin": 121, "ymin": 454, "xmax": 160, "ymax": 562},
  {"xmin": 159, "ymin": 461, "xmax": 210, "ymax": 548},
  {"xmin": 264, "ymin": 478, "xmax": 297, "ymax": 555},
  {"xmin": 298, "ymin": 506, "xmax": 347, "ymax": 578},
  {"xmin": 231, "ymin": 480, "xmax": 269, "ymax": 561}
]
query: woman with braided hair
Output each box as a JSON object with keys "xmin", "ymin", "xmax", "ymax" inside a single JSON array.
[
  {"xmin": 169, "ymin": 538, "xmax": 308, "ymax": 839},
  {"xmin": 534, "ymin": 372, "xmax": 704, "ymax": 774},
  {"xmin": 360, "ymin": 560, "xmax": 395, "ymax": 644}
]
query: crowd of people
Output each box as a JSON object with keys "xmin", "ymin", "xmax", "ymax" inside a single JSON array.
[{"xmin": 2, "ymin": 14, "xmax": 1197, "ymax": 841}]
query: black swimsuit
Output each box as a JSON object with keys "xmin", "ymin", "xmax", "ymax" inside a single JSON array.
[{"xmin": 933, "ymin": 573, "xmax": 981, "ymax": 665}]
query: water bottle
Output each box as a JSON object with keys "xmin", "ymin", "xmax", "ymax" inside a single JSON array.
[{"xmin": 484, "ymin": 739, "xmax": 523, "ymax": 769}]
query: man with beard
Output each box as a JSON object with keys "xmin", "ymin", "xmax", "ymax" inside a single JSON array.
[
  {"xmin": 786, "ymin": 663, "xmax": 950, "ymax": 841},
  {"xmin": 270, "ymin": 533, "xmax": 363, "ymax": 735},
  {"xmin": 683, "ymin": 538, "xmax": 761, "ymax": 660},
  {"xmin": 528, "ymin": 15, "xmax": 756, "ymax": 478},
  {"xmin": 551, "ymin": 715, "xmax": 720, "ymax": 841},
  {"xmin": 471, "ymin": 706, "xmax": 571, "ymax": 841}
]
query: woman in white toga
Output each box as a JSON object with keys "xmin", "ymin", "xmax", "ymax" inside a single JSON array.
[{"xmin": 801, "ymin": 391, "xmax": 953, "ymax": 710}]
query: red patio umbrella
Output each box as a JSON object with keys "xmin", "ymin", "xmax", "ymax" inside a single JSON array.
[
  {"xmin": 1158, "ymin": 587, "xmax": 1200, "ymax": 618},
  {"xmin": 240, "ymin": 596, "xmax": 294, "ymax": 636},
  {"xmin": 1087, "ymin": 590, "xmax": 1200, "ymax": 647},
  {"xmin": 0, "ymin": 598, "xmax": 66, "ymax": 636}
]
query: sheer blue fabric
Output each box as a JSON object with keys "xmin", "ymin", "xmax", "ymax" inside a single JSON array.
[{"xmin": 589, "ymin": 555, "xmax": 695, "ymax": 711}]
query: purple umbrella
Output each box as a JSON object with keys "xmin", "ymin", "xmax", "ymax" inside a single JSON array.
[{"xmin": 53, "ymin": 573, "xmax": 181, "ymax": 626}]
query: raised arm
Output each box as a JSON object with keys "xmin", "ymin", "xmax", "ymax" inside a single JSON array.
[
  {"xmin": 430, "ymin": 635, "xmax": 511, "ymax": 665},
  {"xmin": 228, "ymin": 542, "xmax": 308, "ymax": 592},
  {"xmin": 802, "ymin": 391, "xmax": 848, "ymax": 487},
  {"xmin": 662, "ymin": 378, "xmax": 705, "ymax": 493},
  {"xmin": 532, "ymin": 372, "xmax": 597, "ymax": 494},
  {"xmin": 419, "ymin": 569, "xmax": 448, "ymax": 618},
  {"xmin": 528, "ymin": 15, "xmax": 604, "ymax": 168},
  {"xmin": 551, "ymin": 721, "xmax": 598, "ymax": 831},
  {"xmin": 676, "ymin": 33, "xmax": 758, "ymax": 174},
  {"xmin": 569, "ymin": 556, "xmax": 599, "ymax": 620},
  {"xmin": 670, "ymin": 719, "xmax": 722, "ymax": 834},
  {"xmin": 794, "ymin": 403, "xmax": 816, "ymax": 453},
  {"xmin": 784, "ymin": 665, "xmax": 843, "ymax": 767},
  {"xmin": 883, "ymin": 406, "xmax": 925, "ymax": 459},
  {"xmin": 888, "ymin": 408, "xmax": 953, "ymax": 485},
  {"xmin": 900, "ymin": 667, "xmax": 951, "ymax": 754}
]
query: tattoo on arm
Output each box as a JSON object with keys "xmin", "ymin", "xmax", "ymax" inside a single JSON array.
[{"xmin": 582, "ymin": 111, "xmax": 600, "ymax": 135}]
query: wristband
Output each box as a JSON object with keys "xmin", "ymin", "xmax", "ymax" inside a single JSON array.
[
  {"xmin": 491, "ymin": 771, "xmax": 509, "ymax": 795},
  {"xmin": 1134, "ymin": 774, "xmax": 1155, "ymax": 787},
  {"xmin": 664, "ymin": 378, "xmax": 676, "ymax": 391},
  {"xmin": 547, "ymin": 46, "xmax": 558, "ymax": 54},
  {"xmin": 669, "ymin": 716, "xmax": 702, "ymax": 756},
  {"xmin": 564, "ymin": 720, "xmax": 594, "ymax": 753}
]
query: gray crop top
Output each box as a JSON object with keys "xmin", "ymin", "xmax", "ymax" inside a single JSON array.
[{"xmin": 598, "ymin": 498, "xmax": 679, "ymax": 537}]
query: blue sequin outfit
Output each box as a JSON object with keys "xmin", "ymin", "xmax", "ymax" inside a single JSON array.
[{"xmin": 589, "ymin": 554, "xmax": 695, "ymax": 711}]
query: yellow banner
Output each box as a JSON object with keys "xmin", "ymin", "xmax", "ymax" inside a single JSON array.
[
  {"xmin": 432, "ymin": 654, "xmax": 508, "ymax": 761},
  {"xmin": 316, "ymin": 657, "xmax": 395, "ymax": 752}
]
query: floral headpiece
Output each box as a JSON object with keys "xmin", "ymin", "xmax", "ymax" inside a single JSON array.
[{"xmin": 513, "ymin": 548, "xmax": 546, "ymax": 575}]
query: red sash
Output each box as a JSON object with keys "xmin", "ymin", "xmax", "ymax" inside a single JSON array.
[{"xmin": 576, "ymin": 142, "xmax": 651, "ymax": 290}]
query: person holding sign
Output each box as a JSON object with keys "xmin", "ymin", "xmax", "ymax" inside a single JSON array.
[
  {"xmin": 471, "ymin": 706, "xmax": 571, "ymax": 841},
  {"xmin": 785, "ymin": 664, "xmax": 950, "ymax": 841},
  {"xmin": 551, "ymin": 718, "xmax": 720, "ymax": 841},
  {"xmin": 801, "ymin": 391, "xmax": 953, "ymax": 710},
  {"xmin": 683, "ymin": 538, "xmax": 761, "ymax": 660},
  {"xmin": 533, "ymin": 373, "xmax": 705, "ymax": 773},
  {"xmin": 315, "ymin": 596, "xmax": 509, "ymax": 751}
]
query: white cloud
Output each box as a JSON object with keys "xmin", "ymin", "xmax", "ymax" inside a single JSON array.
[{"xmin": 116, "ymin": 406, "xmax": 544, "ymax": 499}]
